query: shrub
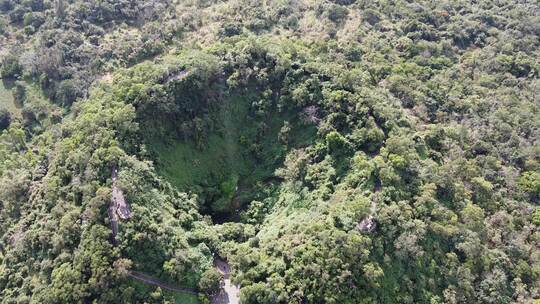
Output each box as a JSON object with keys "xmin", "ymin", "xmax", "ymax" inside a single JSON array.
[
  {"xmin": 0, "ymin": 54, "xmax": 22, "ymax": 79},
  {"xmin": 0, "ymin": 108, "xmax": 11, "ymax": 130}
]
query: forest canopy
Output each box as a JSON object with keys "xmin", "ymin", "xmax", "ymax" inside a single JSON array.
[{"xmin": 0, "ymin": 0, "xmax": 539, "ymax": 303}]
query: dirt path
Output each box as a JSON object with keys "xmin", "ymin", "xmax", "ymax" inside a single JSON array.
[
  {"xmin": 165, "ymin": 70, "xmax": 189, "ymax": 83},
  {"xmin": 128, "ymin": 271, "xmax": 198, "ymax": 295},
  {"xmin": 127, "ymin": 260, "xmax": 242, "ymax": 303},
  {"xmin": 212, "ymin": 258, "xmax": 240, "ymax": 304}
]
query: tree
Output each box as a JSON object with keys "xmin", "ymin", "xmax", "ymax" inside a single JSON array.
[
  {"xmin": 240, "ymin": 283, "xmax": 277, "ymax": 304},
  {"xmin": 198, "ymin": 268, "xmax": 223, "ymax": 296},
  {"xmin": 478, "ymin": 267, "xmax": 511, "ymax": 304},
  {"xmin": 325, "ymin": 131, "xmax": 348, "ymax": 153}
]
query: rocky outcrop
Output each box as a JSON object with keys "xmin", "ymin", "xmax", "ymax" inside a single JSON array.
[{"xmin": 111, "ymin": 167, "xmax": 131, "ymax": 220}]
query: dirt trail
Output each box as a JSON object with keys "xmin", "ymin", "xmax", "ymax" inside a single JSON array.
[
  {"xmin": 128, "ymin": 271, "xmax": 198, "ymax": 295},
  {"xmin": 212, "ymin": 258, "xmax": 240, "ymax": 304},
  {"xmin": 165, "ymin": 70, "xmax": 189, "ymax": 83}
]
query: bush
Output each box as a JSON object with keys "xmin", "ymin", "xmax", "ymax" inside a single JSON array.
[
  {"xmin": 13, "ymin": 81, "xmax": 26, "ymax": 105},
  {"xmin": 0, "ymin": 108, "xmax": 11, "ymax": 130},
  {"xmin": 55, "ymin": 79, "xmax": 81, "ymax": 106},
  {"xmin": 0, "ymin": 0, "xmax": 14, "ymax": 12},
  {"xmin": 0, "ymin": 54, "xmax": 22, "ymax": 79},
  {"xmin": 326, "ymin": 4, "xmax": 348, "ymax": 23},
  {"xmin": 533, "ymin": 207, "xmax": 540, "ymax": 226},
  {"xmin": 23, "ymin": 12, "xmax": 44, "ymax": 28},
  {"xmin": 220, "ymin": 22, "xmax": 242, "ymax": 37},
  {"xmin": 0, "ymin": 15, "xmax": 7, "ymax": 34},
  {"xmin": 519, "ymin": 171, "xmax": 540, "ymax": 199}
]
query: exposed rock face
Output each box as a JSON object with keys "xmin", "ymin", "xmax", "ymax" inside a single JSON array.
[
  {"xmin": 164, "ymin": 70, "xmax": 189, "ymax": 83},
  {"xmin": 357, "ymin": 215, "xmax": 376, "ymax": 233},
  {"xmin": 108, "ymin": 167, "xmax": 131, "ymax": 244},
  {"xmin": 112, "ymin": 167, "xmax": 131, "ymax": 220},
  {"xmin": 357, "ymin": 189, "xmax": 380, "ymax": 233}
]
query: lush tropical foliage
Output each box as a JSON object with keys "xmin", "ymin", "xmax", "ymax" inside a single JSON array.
[{"xmin": 0, "ymin": 0, "xmax": 539, "ymax": 303}]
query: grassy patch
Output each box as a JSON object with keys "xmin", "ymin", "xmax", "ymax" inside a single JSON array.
[
  {"xmin": 167, "ymin": 291, "xmax": 199, "ymax": 304},
  {"xmin": 0, "ymin": 80, "xmax": 21, "ymax": 118},
  {"xmin": 146, "ymin": 91, "xmax": 316, "ymax": 219},
  {"xmin": 128, "ymin": 279, "xmax": 199, "ymax": 304}
]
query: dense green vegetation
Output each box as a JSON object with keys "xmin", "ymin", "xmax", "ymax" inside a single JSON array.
[{"xmin": 1, "ymin": 0, "xmax": 539, "ymax": 303}]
